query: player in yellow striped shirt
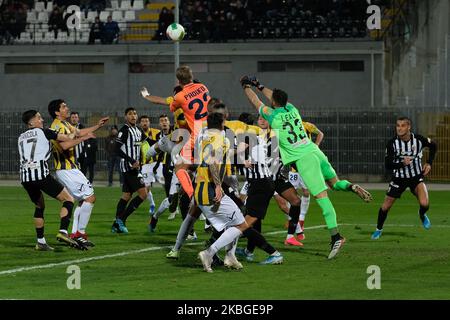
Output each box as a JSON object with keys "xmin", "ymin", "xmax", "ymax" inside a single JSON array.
[{"xmin": 48, "ymin": 99, "xmax": 109, "ymax": 248}]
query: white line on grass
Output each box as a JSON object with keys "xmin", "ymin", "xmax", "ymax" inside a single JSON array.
[{"xmin": 0, "ymin": 223, "xmax": 448, "ymax": 276}]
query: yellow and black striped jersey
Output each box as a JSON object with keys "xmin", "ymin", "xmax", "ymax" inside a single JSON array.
[
  {"xmin": 50, "ymin": 118, "xmax": 79, "ymax": 170},
  {"xmin": 140, "ymin": 127, "xmax": 160, "ymax": 164},
  {"xmin": 195, "ymin": 130, "xmax": 231, "ymax": 206},
  {"xmin": 302, "ymin": 121, "xmax": 319, "ymax": 140},
  {"xmin": 165, "ymin": 96, "xmax": 188, "ymax": 130}
]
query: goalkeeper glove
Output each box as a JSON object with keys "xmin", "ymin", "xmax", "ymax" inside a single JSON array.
[
  {"xmin": 140, "ymin": 87, "xmax": 150, "ymax": 98},
  {"xmin": 239, "ymin": 75, "xmax": 253, "ymax": 89},
  {"xmin": 249, "ymin": 75, "xmax": 265, "ymax": 91}
]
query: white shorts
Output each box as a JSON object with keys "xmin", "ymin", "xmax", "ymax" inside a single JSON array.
[
  {"xmin": 55, "ymin": 169, "xmax": 94, "ymax": 201},
  {"xmin": 240, "ymin": 181, "xmax": 249, "ymax": 196},
  {"xmin": 289, "ymin": 172, "xmax": 307, "ymax": 190},
  {"xmin": 141, "ymin": 163, "xmax": 156, "ymax": 186},
  {"xmin": 198, "ymin": 195, "xmax": 246, "ymax": 232},
  {"xmin": 169, "ymin": 173, "xmax": 180, "ymax": 195}
]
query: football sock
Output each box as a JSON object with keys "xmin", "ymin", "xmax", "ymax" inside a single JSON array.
[
  {"xmin": 121, "ymin": 196, "xmax": 144, "ymax": 223},
  {"xmin": 179, "ymin": 193, "xmax": 191, "ymax": 220},
  {"xmin": 78, "ymin": 202, "xmax": 94, "ymax": 234},
  {"xmin": 300, "ymin": 195, "xmax": 310, "ymax": 221},
  {"xmin": 71, "ymin": 206, "xmax": 81, "ymax": 234},
  {"xmin": 115, "ymin": 198, "xmax": 128, "ymax": 219},
  {"xmin": 316, "ymin": 197, "xmax": 338, "ymax": 232},
  {"xmin": 168, "ymin": 192, "xmax": 179, "ymax": 213},
  {"xmin": 206, "ymin": 227, "xmax": 242, "ymax": 256},
  {"xmin": 419, "ymin": 205, "xmax": 429, "ymax": 222},
  {"xmin": 175, "ymin": 169, "xmax": 194, "ymax": 198},
  {"xmin": 36, "ymin": 226, "xmax": 44, "ymax": 240},
  {"xmin": 243, "ymin": 227, "xmax": 276, "ymax": 255},
  {"xmin": 287, "ymin": 205, "xmax": 300, "ymax": 235},
  {"xmin": 174, "ymin": 214, "xmax": 197, "ymax": 251},
  {"xmin": 154, "ymin": 198, "xmax": 170, "ymax": 219},
  {"xmin": 332, "ymin": 180, "xmax": 352, "ymax": 191},
  {"xmin": 59, "ymin": 201, "xmax": 73, "ymax": 232},
  {"xmin": 377, "ymin": 208, "xmax": 388, "ymax": 230},
  {"xmin": 247, "ymin": 219, "xmax": 261, "ymax": 253},
  {"xmin": 37, "ymin": 237, "xmax": 46, "ymax": 245},
  {"xmin": 147, "ymin": 190, "xmax": 155, "ymax": 208}
]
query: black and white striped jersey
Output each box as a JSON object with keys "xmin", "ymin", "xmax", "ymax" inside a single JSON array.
[
  {"xmin": 240, "ymin": 134, "xmax": 272, "ymax": 180},
  {"xmin": 385, "ymin": 133, "xmax": 437, "ymax": 179},
  {"xmin": 264, "ymin": 129, "xmax": 284, "ymax": 180},
  {"xmin": 116, "ymin": 124, "xmax": 146, "ymax": 173},
  {"xmin": 73, "ymin": 123, "xmax": 85, "ymax": 161},
  {"xmin": 18, "ymin": 127, "xmax": 58, "ymax": 182}
]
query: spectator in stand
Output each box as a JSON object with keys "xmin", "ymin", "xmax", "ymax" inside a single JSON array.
[
  {"xmin": 88, "ymin": 16, "xmax": 104, "ymax": 44},
  {"xmin": 154, "ymin": 6, "xmax": 174, "ymax": 40},
  {"xmin": 89, "ymin": 0, "xmax": 106, "ymax": 13},
  {"xmin": 106, "ymin": 126, "xmax": 123, "ymax": 187},
  {"xmin": 48, "ymin": 6, "xmax": 67, "ymax": 38},
  {"xmin": 103, "ymin": 15, "xmax": 120, "ymax": 44},
  {"xmin": 192, "ymin": 3, "xmax": 207, "ymax": 42}
]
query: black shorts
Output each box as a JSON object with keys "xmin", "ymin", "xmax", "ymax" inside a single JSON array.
[
  {"xmin": 163, "ymin": 171, "xmax": 173, "ymax": 197},
  {"xmin": 274, "ymin": 177, "xmax": 294, "ymax": 195},
  {"xmin": 245, "ymin": 177, "xmax": 276, "ymax": 220},
  {"xmin": 22, "ymin": 174, "xmax": 64, "ymax": 204},
  {"xmin": 386, "ymin": 175, "xmax": 424, "ymax": 199},
  {"xmin": 122, "ymin": 170, "xmax": 146, "ymax": 193}
]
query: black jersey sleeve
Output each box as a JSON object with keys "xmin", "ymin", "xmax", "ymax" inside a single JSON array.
[
  {"xmin": 416, "ymin": 134, "xmax": 438, "ymax": 165},
  {"xmin": 43, "ymin": 128, "xmax": 58, "ymax": 140},
  {"xmin": 384, "ymin": 139, "xmax": 404, "ymax": 171}
]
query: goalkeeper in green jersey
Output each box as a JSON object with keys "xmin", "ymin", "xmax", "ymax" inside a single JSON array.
[{"xmin": 240, "ymin": 75, "xmax": 373, "ymax": 259}]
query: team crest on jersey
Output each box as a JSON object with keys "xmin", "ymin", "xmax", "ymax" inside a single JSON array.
[{"xmin": 118, "ymin": 132, "xmax": 122, "ymax": 138}]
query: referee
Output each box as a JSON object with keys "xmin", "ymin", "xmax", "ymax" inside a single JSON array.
[{"xmin": 372, "ymin": 117, "xmax": 437, "ymax": 239}]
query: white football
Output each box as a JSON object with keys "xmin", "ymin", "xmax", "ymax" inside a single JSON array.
[{"xmin": 166, "ymin": 23, "xmax": 185, "ymax": 41}]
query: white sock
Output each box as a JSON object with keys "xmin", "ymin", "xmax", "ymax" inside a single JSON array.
[
  {"xmin": 207, "ymin": 227, "xmax": 242, "ymax": 256},
  {"xmin": 71, "ymin": 206, "xmax": 81, "ymax": 234},
  {"xmin": 174, "ymin": 214, "xmax": 198, "ymax": 251},
  {"xmin": 285, "ymin": 213, "xmax": 291, "ymax": 221},
  {"xmin": 300, "ymin": 195, "xmax": 310, "ymax": 221},
  {"xmin": 37, "ymin": 237, "xmax": 46, "ymax": 244},
  {"xmin": 147, "ymin": 191, "xmax": 155, "ymax": 207},
  {"xmin": 154, "ymin": 198, "xmax": 170, "ymax": 219},
  {"xmin": 225, "ymin": 238, "xmax": 239, "ymax": 257},
  {"xmin": 286, "ymin": 234, "xmax": 294, "ymax": 240},
  {"xmin": 78, "ymin": 202, "xmax": 94, "ymax": 234}
]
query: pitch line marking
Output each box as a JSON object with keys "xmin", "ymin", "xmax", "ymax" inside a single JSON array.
[{"xmin": 0, "ymin": 223, "xmax": 449, "ymax": 276}]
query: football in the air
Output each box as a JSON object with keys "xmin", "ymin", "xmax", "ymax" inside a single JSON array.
[{"xmin": 166, "ymin": 23, "xmax": 185, "ymax": 41}]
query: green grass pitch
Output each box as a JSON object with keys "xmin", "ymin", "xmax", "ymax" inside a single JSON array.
[{"xmin": 0, "ymin": 186, "xmax": 449, "ymax": 300}]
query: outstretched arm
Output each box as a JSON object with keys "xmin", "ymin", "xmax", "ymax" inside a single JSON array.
[
  {"xmin": 59, "ymin": 132, "xmax": 95, "ymax": 150},
  {"xmin": 140, "ymin": 87, "xmax": 171, "ymax": 106},
  {"xmin": 249, "ymin": 76, "xmax": 273, "ymax": 101},
  {"xmin": 78, "ymin": 117, "xmax": 109, "ymax": 137},
  {"xmin": 241, "ymin": 76, "xmax": 264, "ymax": 111}
]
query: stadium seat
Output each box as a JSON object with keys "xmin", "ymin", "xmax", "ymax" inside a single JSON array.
[
  {"xmin": 120, "ymin": 0, "xmax": 132, "ymax": 10},
  {"xmin": 27, "ymin": 11, "xmax": 37, "ymax": 23},
  {"xmin": 112, "ymin": 11, "xmax": 124, "ymax": 22},
  {"xmin": 86, "ymin": 11, "xmax": 97, "ymax": 23},
  {"xmin": 18, "ymin": 32, "xmax": 32, "ymax": 44},
  {"xmin": 41, "ymin": 24, "xmax": 49, "ymax": 32},
  {"xmin": 34, "ymin": 2, "xmax": 46, "ymax": 12},
  {"xmin": 37, "ymin": 12, "xmax": 48, "ymax": 23},
  {"xmin": 33, "ymin": 32, "xmax": 44, "ymax": 43},
  {"xmin": 111, "ymin": 0, "xmax": 120, "ymax": 10},
  {"xmin": 133, "ymin": 0, "xmax": 144, "ymax": 10},
  {"xmin": 45, "ymin": 1, "xmax": 53, "ymax": 12},
  {"xmin": 124, "ymin": 10, "xmax": 136, "ymax": 22},
  {"xmin": 79, "ymin": 31, "xmax": 90, "ymax": 43},
  {"xmin": 56, "ymin": 32, "xmax": 68, "ymax": 43},
  {"xmin": 43, "ymin": 32, "xmax": 55, "ymax": 44},
  {"xmin": 99, "ymin": 11, "xmax": 110, "ymax": 21}
]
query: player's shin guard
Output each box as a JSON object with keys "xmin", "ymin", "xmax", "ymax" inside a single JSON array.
[
  {"xmin": 287, "ymin": 205, "xmax": 300, "ymax": 236},
  {"xmin": 175, "ymin": 169, "xmax": 194, "ymax": 199},
  {"xmin": 332, "ymin": 180, "xmax": 351, "ymax": 191},
  {"xmin": 147, "ymin": 190, "xmax": 155, "ymax": 208},
  {"xmin": 121, "ymin": 196, "xmax": 144, "ymax": 222},
  {"xmin": 316, "ymin": 197, "xmax": 338, "ymax": 235},
  {"xmin": 60, "ymin": 201, "xmax": 74, "ymax": 231},
  {"xmin": 78, "ymin": 202, "xmax": 94, "ymax": 234},
  {"xmin": 206, "ymin": 227, "xmax": 242, "ymax": 256},
  {"xmin": 246, "ymin": 219, "xmax": 261, "ymax": 253},
  {"xmin": 243, "ymin": 227, "xmax": 276, "ymax": 255},
  {"xmin": 168, "ymin": 192, "xmax": 179, "ymax": 213},
  {"xmin": 179, "ymin": 193, "xmax": 191, "ymax": 220},
  {"xmin": 174, "ymin": 214, "xmax": 198, "ymax": 251}
]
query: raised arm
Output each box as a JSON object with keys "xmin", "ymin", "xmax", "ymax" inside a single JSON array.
[
  {"xmin": 140, "ymin": 86, "xmax": 171, "ymax": 106},
  {"xmin": 59, "ymin": 132, "xmax": 95, "ymax": 150},
  {"xmin": 240, "ymin": 76, "xmax": 264, "ymax": 111},
  {"xmin": 249, "ymin": 75, "xmax": 273, "ymax": 101},
  {"xmin": 78, "ymin": 117, "xmax": 109, "ymax": 137}
]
